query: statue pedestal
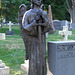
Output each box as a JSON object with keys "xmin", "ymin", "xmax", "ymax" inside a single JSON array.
[
  {"xmin": 21, "ymin": 60, "xmax": 29, "ymax": 74},
  {"xmin": 6, "ymin": 31, "xmax": 15, "ymax": 35},
  {"xmin": 0, "ymin": 60, "xmax": 10, "ymax": 75},
  {"xmin": 48, "ymin": 41, "xmax": 75, "ymax": 75},
  {"xmin": 0, "ymin": 33, "xmax": 5, "ymax": 40}
]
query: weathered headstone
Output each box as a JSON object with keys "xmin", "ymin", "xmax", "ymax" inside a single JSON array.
[
  {"xmin": 61, "ymin": 20, "xmax": 71, "ymax": 30},
  {"xmin": 6, "ymin": 21, "xmax": 15, "ymax": 35},
  {"xmin": 53, "ymin": 20, "xmax": 61, "ymax": 30},
  {"xmin": 48, "ymin": 41, "xmax": 75, "ymax": 75},
  {"xmin": 71, "ymin": 23, "xmax": 75, "ymax": 29},
  {"xmin": 0, "ymin": 33, "xmax": 5, "ymax": 40},
  {"xmin": 0, "ymin": 60, "xmax": 10, "ymax": 75},
  {"xmin": 59, "ymin": 26, "xmax": 72, "ymax": 40}
]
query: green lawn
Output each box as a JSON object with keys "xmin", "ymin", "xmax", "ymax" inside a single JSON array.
[{"xmin": 0, "ymin": 25, "xmax": 75, "ymax": 75}]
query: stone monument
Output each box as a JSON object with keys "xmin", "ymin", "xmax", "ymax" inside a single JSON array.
[
  {"xmin": 53, "ymin": 20, "xmax": 61, "ymax": 30},
  {"xmin": 0, "ymin": 60, "xmax": 10, "ymax": 75},
  {"xmin": 19, "ymin": 0, "xmax": 54, "ymax": 75},
  {"xmin": 59, "ymin": 26, "xmax": 72, "ymax": 40},
  {"xmin": 0, "ymin": 33, "xmax": 5, "ymax": 40},
  {"xmin": 48, "ymin": 23, "xmax": 75, "ymax": 75},
  {"xmin": 6, "ymin": 21, "xmax": 15, "ymax": 35},
  {"xmin": 48, "ymin": 41, "xmax": 75, "ymax": 75},
  {"xmin": 71, "ymin": 23, "xmax": 75, "ymax": 29}
]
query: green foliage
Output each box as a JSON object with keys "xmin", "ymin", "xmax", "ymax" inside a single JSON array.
[
  {"xmin": 1, "ymin": 0, "xmax": 30, "ymax": 22},
  {"xmin": 44, "ymin": 0, "xmax": 70, "ymax": 20},
  {"xmin": 0, "ymin": 25, "xmax": 75, "ymax": 74},
  {"xmin": 0, "ymin": 0, "xmax": 70, "ymax": 22}
]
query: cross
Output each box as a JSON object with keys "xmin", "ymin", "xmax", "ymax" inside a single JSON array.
[
  {"xmin": 8, "ymin": 21, "xmax": 12, "ymax": 31},
  {"xmin": 59, "ymin": 26, "xmax": 72, "ymax": 41}
]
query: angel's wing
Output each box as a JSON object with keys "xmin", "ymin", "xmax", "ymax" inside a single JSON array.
[
  {"xmin": 19, "ymin": 4, "xmax": 26, "ymax": 32},
  {"xmin": 19, "ymin": 4, "xmax": 29, "ymax": 60}
]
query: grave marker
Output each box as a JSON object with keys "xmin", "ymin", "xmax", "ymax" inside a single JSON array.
[
  {"xmin": 0, "ymin": 33, "xmax": 5, "ymax": 40},
  {"xmin": 48, "ymin": 41, "xmax": 75, "ymax": 75},
  {"xmin": 6, "ymin": 21, "xmax": 15, "ymax": 35},
  {"xmin": 59, "ymin": 26, "xmax": 72, "ymax": 40}
]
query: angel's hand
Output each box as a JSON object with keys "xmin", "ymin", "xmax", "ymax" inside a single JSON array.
[
  {"xmin": 32, "ymin": 20, "xmax": 38, "ymax": 26},
  {"xmin": 38, "ymin": 23, "xmax": 46, "ymax": 26}
]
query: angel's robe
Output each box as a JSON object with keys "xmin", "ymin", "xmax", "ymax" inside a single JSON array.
[{"xmin": 22, "ymin": 8, "xmax": 52, "ymax": 75}]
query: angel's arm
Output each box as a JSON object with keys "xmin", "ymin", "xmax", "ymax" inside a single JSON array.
[
  {"xmin": 41, "ymin": 11, "xmax": 52, "ymax": 33},
  {"xmin": 22, "ymin": 12, "xmax": 37, "ymax": 35}
]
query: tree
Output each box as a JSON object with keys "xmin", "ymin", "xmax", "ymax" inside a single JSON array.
[
  {"xmin": 66, "ymin": 0, "xmax": 75, "ymax": 23},
  {"xmin": 0, "ymin": 0, "xmax": 7, "ymax": 28},
  {"xmin": 44, "ymin": 0, "xmax": 69, "ymax": 20},
  {"xmin": 0, "ymin": 0, "xmax": 30, "ymax": 22}
]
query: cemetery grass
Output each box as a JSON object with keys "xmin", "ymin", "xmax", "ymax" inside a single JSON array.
[{"xmin": 0, "ymin": 25, "xmax": 75, "ymax": 75}]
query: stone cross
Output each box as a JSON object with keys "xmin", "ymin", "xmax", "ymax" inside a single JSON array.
[
  {"xmin": 59, "ymin": 26, "xmax": 72, "ymax": 41},
  {"xmin": 3, "ymin": 19, "xmax": 5, "ymax": 23},
  {"xmin": 9, "ymin": 21, "xmax": 12, "ymax": 31}
]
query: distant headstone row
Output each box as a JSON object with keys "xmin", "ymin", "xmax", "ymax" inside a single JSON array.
[{"xmin": 53, "ymin": 20, "xmax": 72, "ymax": 30}]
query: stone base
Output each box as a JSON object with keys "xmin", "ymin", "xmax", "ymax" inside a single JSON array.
[
  {"xmin": 21, "ymin": 64, "xmax": 28, "ymax": 73},
  {"xmin": 48, "ymin": 41, "xmax": 75, "ymax": 75},
  {"xmin": 0, "ymin": 66, "xmax": 10, "ymax": 75},
  {"xmin": 21, "ymin": 60, "xmax": 29, "ymax": 74},
  {"xmin": 6, "ymin": 31, "xmax": 15, "ymax": 35},
  {"xmin": 0, "ymin": 33, "xmax": 5, "ymax": 40},
  {"xmin": 21, "ymin": 60, "xmax": 53, "ymax": 75}
]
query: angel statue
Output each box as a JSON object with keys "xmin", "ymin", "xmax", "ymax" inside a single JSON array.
[{"xmin": 19, "ymin": 0, "xmax": 54, "ymax": 75}]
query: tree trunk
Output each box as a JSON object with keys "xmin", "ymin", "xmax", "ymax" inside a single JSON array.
[
  {"xmin": 73, "ymin": 0, "xmax": 75, "ymax": 23},
  {"xmin": 70, "ymin": 9, "xmax": 73, "ymax": 23}
]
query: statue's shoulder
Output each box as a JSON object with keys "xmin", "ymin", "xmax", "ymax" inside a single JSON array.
[
  {"xmin": 24, "ymin": 9, "xmax": 32, "ymax": 17},
  {"xmin": 40, "ymin": 9, "xmax": 47, "ymax": 16}
]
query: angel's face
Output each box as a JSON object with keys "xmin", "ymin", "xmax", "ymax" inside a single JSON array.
[{"xmin": 34, "ymin": 0, "xmax": 41, "ymax": 6}]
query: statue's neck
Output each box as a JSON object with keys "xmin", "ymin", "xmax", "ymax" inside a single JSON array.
[{"xmin": 34, "ymin": 5, "xmax": 40, "ymax": 10}]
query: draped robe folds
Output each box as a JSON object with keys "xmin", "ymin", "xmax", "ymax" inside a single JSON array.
[{"xmin": 22, "ymin": 9, "xmax": 52, "ymax": 75}]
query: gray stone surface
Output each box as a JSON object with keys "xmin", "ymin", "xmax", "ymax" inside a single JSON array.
[
  {"xmin": 53, "ymin": 20, "xmax": 61, "ymax": 30},
  {"xmin": 48, "ymin": 41, "xmax": 75, "ymax": 75},
  {"xmin": 53, "ymin": 20, "xmax": 71, "ymax": 30},
  {"xmin": 0, "ymin": 60, "xmax": 10, "ymax": 75},
  {"xmin": 6, "ymin": 31, "xmax": 15, "ymax": 35},
  {"xmin": 0, "ymin": 33, "xmax": 5, "ymax": 40},
  {"xmin": 71, "ymin": 23, "xmax": 75, "ymax": 29}
]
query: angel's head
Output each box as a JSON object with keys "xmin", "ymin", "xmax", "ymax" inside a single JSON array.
[{"xmin": 31, "ymin": 0, "xmax": 42, "ymax": 6}]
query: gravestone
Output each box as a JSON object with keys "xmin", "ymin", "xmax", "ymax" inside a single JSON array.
[
  {"xmin": 48, "ymin": 41, "xmax": 75, "ymax": 75},
  {"xmin": 53, "ymin": 20, "xmax": 61, "ymax": 30},
  {"xmin": 0, "ymin": 33, "xmax": 5, "ymax": 40},
  {"xmin": 59, "ymin": 26, "xmax": 72, "ymax": 41},
  {"xmin": 6, "ymin": 21, "xmax": 15, "ymax": 35},
  {"xmin": 0, "ymin": 60, "xmax": 10, "ymax": 75},
  {"xmin": 71, "ymin": 23, "xmax": 75, "ymax": 29},
  {"xmin": 61, "ymin": 20, "xmax": 71, "ymax": 30}
]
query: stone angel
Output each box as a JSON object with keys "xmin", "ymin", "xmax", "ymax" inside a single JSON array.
[{"xmin": 18, "ymin": 0, "xmax": 54, "ymax": 75}]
